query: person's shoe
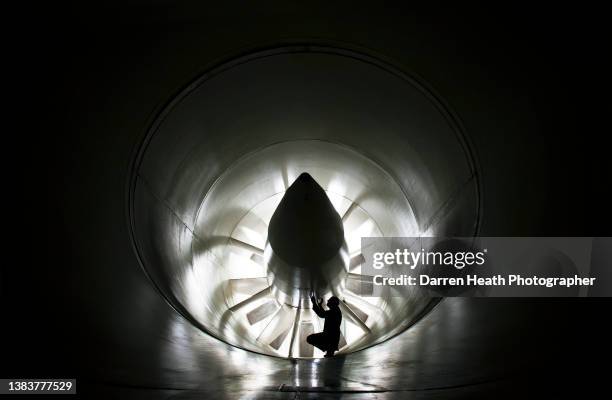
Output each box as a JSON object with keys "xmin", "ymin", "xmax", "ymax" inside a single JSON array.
[{"xmin": 324, "ymin": 351, "xmax": 335, "ymax": 358}]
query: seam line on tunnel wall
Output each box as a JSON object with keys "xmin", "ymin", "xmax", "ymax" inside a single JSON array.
[
  {"xmin": 137, "ymin": 173, "xmax": 203, "ymax": 240},
  {"xmin": 420, "ymin": 173, "xmax": 477, "ymax": 234}
]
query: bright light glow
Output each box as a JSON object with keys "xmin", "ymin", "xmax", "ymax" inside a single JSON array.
[{"xmin": 184, "ymin": 160, "xmax": 423, "ymax": 358}]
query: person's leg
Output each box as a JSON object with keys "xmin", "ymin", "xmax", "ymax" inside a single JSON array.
[
  {"xmin": 323, "ymin": 337, "xmax": 336, "ymax": 357},
  {"xmin": 306, "ymin": 333, "xmax": 328, "ymax": 352}
]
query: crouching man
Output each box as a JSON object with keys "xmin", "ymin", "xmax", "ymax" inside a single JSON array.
[{"xmin": 306, "ymin": 294, "xmax": 342, "ymax": 357}]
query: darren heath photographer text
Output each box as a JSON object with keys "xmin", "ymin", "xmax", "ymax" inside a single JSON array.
[{"xmin": 370, "ymin": 248, "xmax": 596, "ymax": 288}]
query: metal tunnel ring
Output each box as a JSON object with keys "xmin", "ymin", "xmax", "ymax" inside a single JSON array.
[{"xmin": 127, "ymin": 44, "xmax": 481, "ymax": 359}]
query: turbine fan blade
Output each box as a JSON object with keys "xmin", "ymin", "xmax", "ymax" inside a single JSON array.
[
  {"xmin": 349, "ymin": 254, "xmax": 365, "ymax": 271},
  {"xmin": 228, "ymin": 287, "xmax": 271, "ymax": 312},
  {"xmin": 233, "ymin": 212, "xmax": 269, "ymax": 244},
  {"xmin": 288, "ymin": 307, "xmax": 302, "ymax": 358},
  {"xmin": 342, "ymin": 290, "xmax": 386, "ymax": 322},
  {"xmin": 257, "ymin": 305, "xmax": 294, "ymax": 348},
  {"xmin": 228, "ymin": 277, "xmax": 269, "ymax": 295},
  {"xmin": 269, "ymin": 327, "xmax": 291, "ymax": 350},
  {"xmin": 246, "ymin": 300, "xmax": 279, "ymax": 325},
  {"xmin": 342, "ymin": 204, "xmax": 369, "ymax": 229},
  {"xmin": 339, "ymin": 301, "xmax": 371, "ymax": 333},
  {"xmin": 346, "ymin": 273, "xmax": 374, "ymax": 296},
  {"xmin": 341, "ymin": 201, "xmax": 358, "ymax": 222},
  {"xmin": 250, "ymin": 253, "xmax": 264, "ymax": 265},
  {"xmin": 228, "ymin": 237, "xmax": 264, "ymax": 256},
  {"xmin": 298, "ymin": 322, "xmax": 315, "ymax": 357},
  {"xmin": 344, "ymin": 301, "xmax": 369, "ymax": 323}
]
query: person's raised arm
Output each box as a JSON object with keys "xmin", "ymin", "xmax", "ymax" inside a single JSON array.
[{"xmin": 310, "ymin": 293, "xmax": 326, "ymax": 318}]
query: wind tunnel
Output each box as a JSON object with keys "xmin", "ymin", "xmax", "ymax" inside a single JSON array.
[{"xmin": 130, "ymin": 46, "xmax": 480, "ymax": 359}]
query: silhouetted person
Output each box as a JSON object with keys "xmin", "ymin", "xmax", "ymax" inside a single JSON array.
[{"xmin": 306, "ymin": 294, "xmax": 342, "ymax": 357}]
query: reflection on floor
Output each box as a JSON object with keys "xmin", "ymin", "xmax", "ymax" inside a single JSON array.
[{"xmin": 76, "ymin": 298, "xmax": 548, "ymax": 399}]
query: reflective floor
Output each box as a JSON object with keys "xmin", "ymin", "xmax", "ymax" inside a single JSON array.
[{"xmin": 74, "ymin": 296, "xmax": 542, "ymax": 399}]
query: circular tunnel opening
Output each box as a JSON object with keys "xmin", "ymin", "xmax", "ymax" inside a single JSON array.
[{"xmin": 128, "ymin": 44, "xmax": 481, "ymax": 359}]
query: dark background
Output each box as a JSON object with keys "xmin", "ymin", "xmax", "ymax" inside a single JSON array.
[{"xmin": 4, "ymin": 2, "xmax": 610, "ymax": 396}]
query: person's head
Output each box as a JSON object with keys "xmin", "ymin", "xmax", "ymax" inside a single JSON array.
[{"xmin": 327, "ymin": 296, "xmax": 340, "ymax": 309}]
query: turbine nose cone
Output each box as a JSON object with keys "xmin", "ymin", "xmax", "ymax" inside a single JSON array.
[
  {"xmin": 268, "ymin": 173, "xmax": 344, "ymax": 267},
  {"xmin": 296, "ymin": 172, "xmax": 315, "ymax": 183}
]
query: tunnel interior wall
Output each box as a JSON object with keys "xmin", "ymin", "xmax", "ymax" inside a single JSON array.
[{"xmin": 130, "ymin": 47, "xmax": 481, "ymax": 356}]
